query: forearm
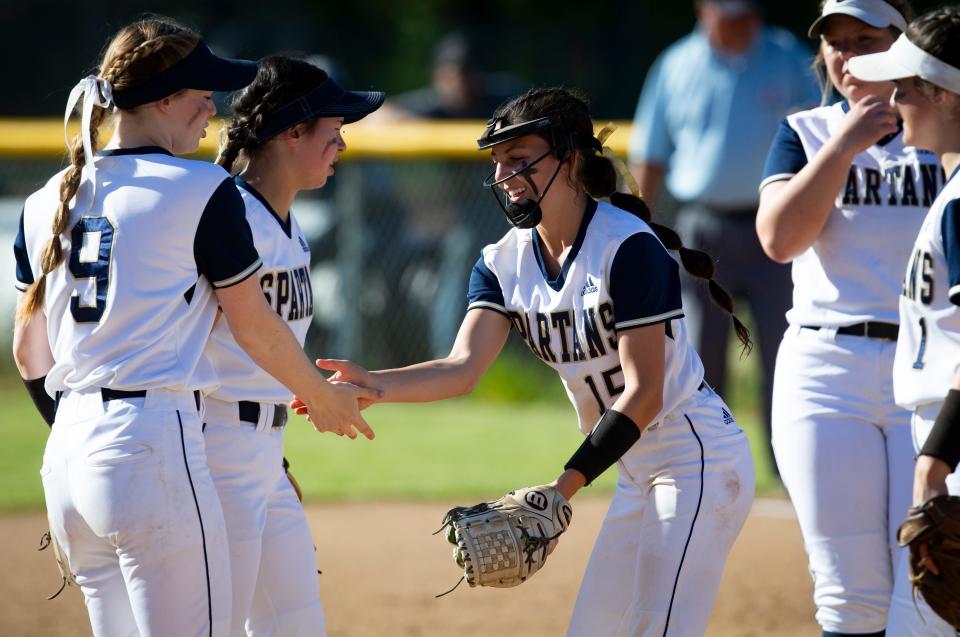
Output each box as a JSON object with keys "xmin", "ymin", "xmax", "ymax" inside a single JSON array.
[
  {"xmin": 370, "ymin": 357, "xmax": 481, "ymax": 403},
  {"xmin": 226, "ymin": 304, "xmax": 329, "ymax": 400},
  {"xmin": 756, "ymin": 138, "xmax": 856, "ymax": 263}
]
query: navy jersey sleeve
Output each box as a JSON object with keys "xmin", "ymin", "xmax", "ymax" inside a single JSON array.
[
  {"xmin": 14, "ymin": 207, "xmax": 33, "ymax": 291},
  {"xmin": 941, "ymin": 199, "xmax": 960, "ymax": 305},
  {"xmin": 466, "ymin": 254, "xmax": 507, "ymax": 315},
  {"xmin": 609, "ymin": 232, "xmax": 684, "ymax": 330},
  {"xmin": 760, "ymin": 119, "xmax": 808, "ymax": 192},
  {"xmin": 194, "ymin": 178, "xmax": 262, "ymax": 288}
]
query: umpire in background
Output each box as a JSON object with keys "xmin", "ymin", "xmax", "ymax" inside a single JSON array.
[{"xmin": 628, "ymin": 0, "xmax": 818, "ymax": 476}]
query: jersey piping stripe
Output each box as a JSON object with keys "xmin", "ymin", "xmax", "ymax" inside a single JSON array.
[
  {"xmin": 467, "ymin": 300, "xmax": 508, "ymax": 316},
  {"xmin": 177, "ymin": 410, "xmax": 213, "ymax": 636},
  {"xmin": 949, "ymin": 283, "xmax": 960, "ymax": 303},
  {"xmin": 616, "ymin": 309, "xmax": 684, "ymax": 330},
  {"xmin": 758, "ymin": 173, "xmax": 796, "ymax": 192},
  {"xmin": 212, "ymin": 257, "xmax": 262, "ymax": 288},
  {"xmin": 14, "ymin": 281, "xmax": 28, "ymax": 292},
  {"xmin": 662, "ymin": 414, "xmax": 705, "ymax": 637}
]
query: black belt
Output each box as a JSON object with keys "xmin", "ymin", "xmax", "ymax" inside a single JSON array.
[
  {"xmin": 801, "ymin": 321, "xmax": 899, "ymax": 341},
  {"xmin": 238, "ymin": 401, "xmax": 288, "ymax": 428},
  {"xmin": 54, "ymin": 389, "xmax": 201, "ymax": 412}
]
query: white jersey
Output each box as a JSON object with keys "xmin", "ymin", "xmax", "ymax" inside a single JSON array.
[
  {"xmin": 205, "ymin": 178, "xmax": 313, "ymax": 404},
  {"xmin": 14, "ymin": 147, "xmax": 262, "ymax": 394},
  {"xmin": 894, "ymin": 167, "xmax": 960, "ymax": 410},
  {"xmin": 468, "ymin": 200, "xmax": 704, "ymax": 434},
  {"xmin": 760, "ymin": 101, "xmax": 940, "ymax": 326}
]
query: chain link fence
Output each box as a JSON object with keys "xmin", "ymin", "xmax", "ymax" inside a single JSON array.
[{"xmin": 0, "ymin": 154, "xmax": 520, "ymax": 368}]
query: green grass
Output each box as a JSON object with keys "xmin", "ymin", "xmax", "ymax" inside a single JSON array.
[{"xmin": 0, "ymin": 337, "xmax": 778, "ymax": 512}]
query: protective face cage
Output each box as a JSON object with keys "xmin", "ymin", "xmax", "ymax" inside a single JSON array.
[{"xmin": 477, "ymin": 116, "xmax": 573, "ymax": 229}]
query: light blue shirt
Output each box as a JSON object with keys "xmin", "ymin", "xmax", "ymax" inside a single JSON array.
[{"xmin": 629, "ymin": 26, "xmax": 819, "ymax": 207}]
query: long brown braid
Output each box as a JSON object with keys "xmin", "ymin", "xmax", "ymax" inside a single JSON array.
[
  {"xmin": 491, "ymin": 87, "xmax": 753, "ymax": 353},
  {"xmin": 18, "ymin": 18, "xmax": 199, "ymax": 320},
  {"xmin": 217, "ymin": 55, "xmax": 329, "ymax": 174}
]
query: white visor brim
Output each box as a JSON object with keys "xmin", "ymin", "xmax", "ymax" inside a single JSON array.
[
  {"xmin": 849, "ymin": 33, "xmax": 960, "ymax": 94},
  {"xmin": 808, "ymin": 0, "xmax": 907, "ymax": 38}
]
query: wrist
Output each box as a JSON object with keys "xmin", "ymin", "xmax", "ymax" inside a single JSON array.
[
  {"xmin": 552, "ymin": 470, "xmax": 587, "ymax": 501},
  {"xmin": 823, "ymin": 134, "xmax": 859, "ymax": 162},
  {"xmin": 916, "ymin": 454, "xmax": 953, "ymax": 480}
]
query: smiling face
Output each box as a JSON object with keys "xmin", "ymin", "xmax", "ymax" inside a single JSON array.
[
  {"xmin": 821, "ymin": 15, "xmax": 899, "ymax": 103},
  {"xmin": 164, "ymin": 89, "xmax": 216, "ymax": 154},
  {"xmin": 489, "ymin": 133, "xmax": 564, "ymax": 205}
]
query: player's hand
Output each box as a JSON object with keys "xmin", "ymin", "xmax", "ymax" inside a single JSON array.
[
  {"xmin": 832, "ymin": 95, "xmax": 899, "ymax": 156},
  {"xmin": 913, "ymin": 454, "xmax": 951, "ymax": 505},
  {"xmin": 296, "ymin": 379, "xmax": 381, "ymax": 440},
  {"xmin": 315, "ymin": 358, "xmax": 380, "ymax": 409}
]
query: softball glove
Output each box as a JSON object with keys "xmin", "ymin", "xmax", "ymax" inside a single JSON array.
[
  {"xmin": 437, "ymin": 485, "xmax": 572, "ymax": 595},
  {"xmin": 897, "ymin": 495, "xmax": 960, "ymax": 628}
]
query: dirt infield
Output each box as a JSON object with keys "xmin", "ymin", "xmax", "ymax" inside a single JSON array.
[{"xmin": 0, "ymin": 497, "xmax": 818, "ymax": 636}]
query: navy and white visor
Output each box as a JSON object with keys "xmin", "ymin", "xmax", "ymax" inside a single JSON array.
[
  {"xmin": 255, "ymin": 75, "xmax": 385, "ymax": 142},
  {"xmin": 113, "ymin": 42, "xmax": 257, "ymax": 109},
  {"xmin": 808, "ymin": 0, "xmax": 907, "ymax": 38},
  {"xmin": 849, "ymin": 33, "xmax": 960, "ymax": 94}
]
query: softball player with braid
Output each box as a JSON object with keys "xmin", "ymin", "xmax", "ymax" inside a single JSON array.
[
  {"xmin": 298, "ymin": 87, "xmax": 755, "ymax": 636},
  {"xmin": 849, "ymin": 7, "xmax": 960, "ymax": 633},
  {"xmin": 11, "ymin": 19, "xmax": 376, "ymax": 636},
  {"xmin": 755, "ymin": 1, "xmax": 940, "ymax": 635},
  {"xmin": 206, "ymin": 55, "xmax": 383, "ymax": 636}
]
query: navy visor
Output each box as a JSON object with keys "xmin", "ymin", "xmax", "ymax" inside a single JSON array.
[{"xmin": 112, "ymin": 42, "xmax": 257, "ymax": 109}]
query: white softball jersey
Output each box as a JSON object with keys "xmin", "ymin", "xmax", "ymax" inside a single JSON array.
[
  {"xmin": 14, "ymin": 147, "xmax": 262, "ymax": 395},
  {"xmin": 205, "ymin": 177, "xmax": 314, "ymax": 404},
  {"xmin": 894, "ymin": 167, "xmax": 960, "ymax": 410},
  {"xmin": 468, "ymin": 199, "xmax": 704, "ymax": 434},
  {"xmin": 760, "ymin": 101, "xmax": 940, "ymax": 326}
]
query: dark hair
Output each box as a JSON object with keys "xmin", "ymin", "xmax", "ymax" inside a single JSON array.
[
  {"xmin": 907, "ymin": 6, "xmax": 960, "ymax": 89},
  {"xmin": 491, "ymin": 87, "xmax": 752, "ymax": 352},
  {"xmin": 812, "ymin": 0, "xmax": 914, "ymax": 103},
  {"xmin": 20, "ymin": 16, "xmax": 199, "ymax": 319},
  {"xmin": 217, "ymin": 54, "xmax": 329, "ymax": 173}
]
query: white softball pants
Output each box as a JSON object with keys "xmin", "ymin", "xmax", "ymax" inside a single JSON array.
[
  {"xmin": 41, "ymin": 388, "xmax": 231, "ymax": 636},
  {"xmin": 203, "ymin": 397, "xmax": 325, "ymax": 637},
  {"xmin": 771, "ymin": 326, "xmax": 914, "ymax": 634},
  {"xmin": 885, "ymin": 403, "xmax": 960, "ymax": 636},
  {"xmin": 566, "ymin": 385, "xmax": 755, "ymax": 637}
]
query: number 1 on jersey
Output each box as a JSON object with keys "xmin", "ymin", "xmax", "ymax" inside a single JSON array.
[{"xmin": 69, "ymin": 216, "xmax": 115, "ymax": 323}]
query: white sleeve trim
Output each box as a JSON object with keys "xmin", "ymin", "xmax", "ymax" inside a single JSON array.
[
  {"xmin": 213, "ymin": 258, "xmax": 262, "ymax": 289},
  {"xmin": 14, "ymin": 281, "xmax": 29, "ymax": 292},
  {"xmin": 468, "ymin": 301, "xmax": 508, "ymax": 316},
  {"xmin": 758, "ymin": 173, "xmax": 795, "ymax": 193},
  {"xmin": 949, "ymin": 283, "xmax": 960, "ymax": 301},
  {"xmin": 615, "ymin": 308, "xmax": 684, "ymax": 330}
]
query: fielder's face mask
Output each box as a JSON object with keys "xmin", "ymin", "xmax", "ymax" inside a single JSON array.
[{"xmin": 478, "ymin": 116, "xmax": 572, "ymax": 229}]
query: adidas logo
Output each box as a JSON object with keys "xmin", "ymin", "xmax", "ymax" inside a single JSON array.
[
  {"xmin": 721, "ymin": 408, "xmax": 735, "ymax": 425},
  {"xmin": 580, "ymin": 276, "xmax": 599, "ymax": 297},
  {"xmin": 299, "ymin": 236, "xmax": 310, "ymax": 253}
]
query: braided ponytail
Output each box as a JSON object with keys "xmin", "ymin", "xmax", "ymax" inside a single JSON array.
[
  {"xmin": 217, "ymin": 55, "xmax": 330, "ymax": 173},
  {"xmin": 609, "ymin": 192, "xmax": 753, "ymax": 353},
  {"xmin": 18, "ymin": 18, "xmax": 199, "ymax": 320}
]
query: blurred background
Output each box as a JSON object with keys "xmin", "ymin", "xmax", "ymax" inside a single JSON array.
[{"xmin": 0, "ymin": 0, "xmax": 946, "ymax": 511}]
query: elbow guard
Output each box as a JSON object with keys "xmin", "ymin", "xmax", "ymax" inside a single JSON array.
[
  {"xmin": 564, "ymin": 409, "xmax": 642, "ymax": 485},
  {"xmin": 22, "ymin": 376, "xmax": 55, "ymax": 428}
]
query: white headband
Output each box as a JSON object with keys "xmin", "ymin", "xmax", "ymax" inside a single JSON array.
[
  {"xmin": 808, "ymin": 0, "xmax": 907, "ymax": 38},
  {"xmin": 849, "ymin": 33, "xmax": 960, "ymax": 94},
  {"xmin": 63, "ymin": 76, "xmax": 114, "ymax": 193}
]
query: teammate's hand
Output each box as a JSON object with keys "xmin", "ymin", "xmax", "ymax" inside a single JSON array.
[
  {"xmin": 315, "ymin": 358, "xmax": 380, "ymax": 410},
  {"xmin": 831, "ymin": 95, "xmax": 900, "ymax": 157},
  {"xmin": 296, "ymin": 379, "xmax": 381, "ymax": 440},
  {"xmin": 913, "ymin": 454, "xmax": 951, "ymax": 505}
]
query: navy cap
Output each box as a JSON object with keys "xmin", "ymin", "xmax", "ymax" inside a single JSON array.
[
  {"xmin": 113, "ymin": 42, "xmax": 257, "ymax": 109},
  {"xmin": 255, "ymin": 74, "xmax": 385, "ymax": 142}
]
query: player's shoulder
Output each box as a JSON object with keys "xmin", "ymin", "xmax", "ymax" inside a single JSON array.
[
  {"xmin": 591, "ymin": 200, "xmax": 655, "ymax": 244},
  {"xmin": 785, "ymin": 101, "xmax": 841, "ymax": 130}
]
